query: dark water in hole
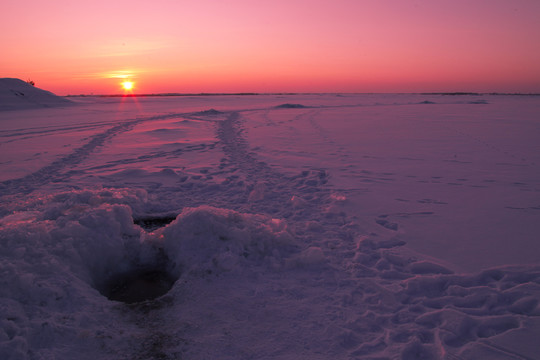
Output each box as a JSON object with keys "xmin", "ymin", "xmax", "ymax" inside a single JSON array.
[
  {"xmin": 134, "ymin": 216, "xmax": 177, "ymax": 231},
  {"xmin": 102, "ymin": 269, "xmax": 177, "ymax": 304}
]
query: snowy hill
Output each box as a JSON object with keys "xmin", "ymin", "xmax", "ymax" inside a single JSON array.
[{"xmin": 0, "ymin": 78, "xmax": 71, "ymax": 111}]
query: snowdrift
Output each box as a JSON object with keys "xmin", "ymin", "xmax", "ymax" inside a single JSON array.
[{"xmin": 0, "ymin": 78, "xmax": 71, "ymax": 111}]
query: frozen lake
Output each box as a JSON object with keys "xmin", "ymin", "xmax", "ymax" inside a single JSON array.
[{"xmin": 1, "ymin": 94, "xmax": 540, "ymax": 359}]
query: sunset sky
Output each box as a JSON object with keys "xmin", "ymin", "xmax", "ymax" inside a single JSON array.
[{"xmin": 2, "ymin": 0, "xmax": 539, "ymax": 95}]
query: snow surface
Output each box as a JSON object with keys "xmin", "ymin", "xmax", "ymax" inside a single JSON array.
[{"xmin": 1, "ymin": 92, "xmax": 540, "ymax": 359}]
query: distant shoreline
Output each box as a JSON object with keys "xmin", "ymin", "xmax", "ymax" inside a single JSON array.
[{"xmin": 65, "ymin": 92, "xmax": 540, "ymax": 98}]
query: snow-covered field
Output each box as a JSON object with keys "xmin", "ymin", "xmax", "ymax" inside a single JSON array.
[{"xmin": 1, "ymin": 84, "xmax": 540, "ymax": 359}]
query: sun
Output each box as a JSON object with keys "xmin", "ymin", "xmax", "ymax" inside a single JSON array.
[{"xmin": 121, "ymin": 81, "xmax": 134, "ymax": 91}]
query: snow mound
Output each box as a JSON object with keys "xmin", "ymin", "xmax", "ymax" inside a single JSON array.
[
  {"xmin": 275, "ymin": 103, "xmax": 308, "ymax": 108},
  {"xmin": 0, "ymin": 78, "xmax": 71, "ymax": 111},
  {"xmin": 161, "ymin": 206, "xmax": 296, "ymax": 276},
  {"xmin": 0, "ymin": 189, "xmax": 295, "ymax": 295},
  {"xmin": 0, "ymin": 188, "xmax": 298, "ymax": 358},
  {"xmin": 194, "ymin": 108, "xmax": 223, "ymax": 115},
  {"xmin": 0, "ymin": 198, "xmax": 151, "ymax": 358}
]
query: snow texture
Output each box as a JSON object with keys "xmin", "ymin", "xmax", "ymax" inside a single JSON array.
[{"xmin": 1, "ymin": 89, "xmax": 539, "ymax": 359}]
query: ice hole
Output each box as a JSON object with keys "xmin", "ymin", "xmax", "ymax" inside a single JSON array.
[
  {"xmin": 98, "ymin": 266, "xmax": 178, "ymax": 304},
  {"xmin": 134, "ymin": 216, "xmax": 177, "ymax": 231}
]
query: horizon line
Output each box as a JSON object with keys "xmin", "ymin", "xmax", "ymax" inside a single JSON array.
[{"xmin": 64, "ymin": 92, "xmax": 540, "ymax": 98}]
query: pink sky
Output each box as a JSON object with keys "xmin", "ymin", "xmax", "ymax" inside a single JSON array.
[{"xmin": 1, "ymin": 0, "xmax": 539, "ymax": 95}]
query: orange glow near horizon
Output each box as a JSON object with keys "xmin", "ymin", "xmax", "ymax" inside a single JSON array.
[{"xmin": 2, "ymin": 1, "xmax": 539, "ymax": 95}]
